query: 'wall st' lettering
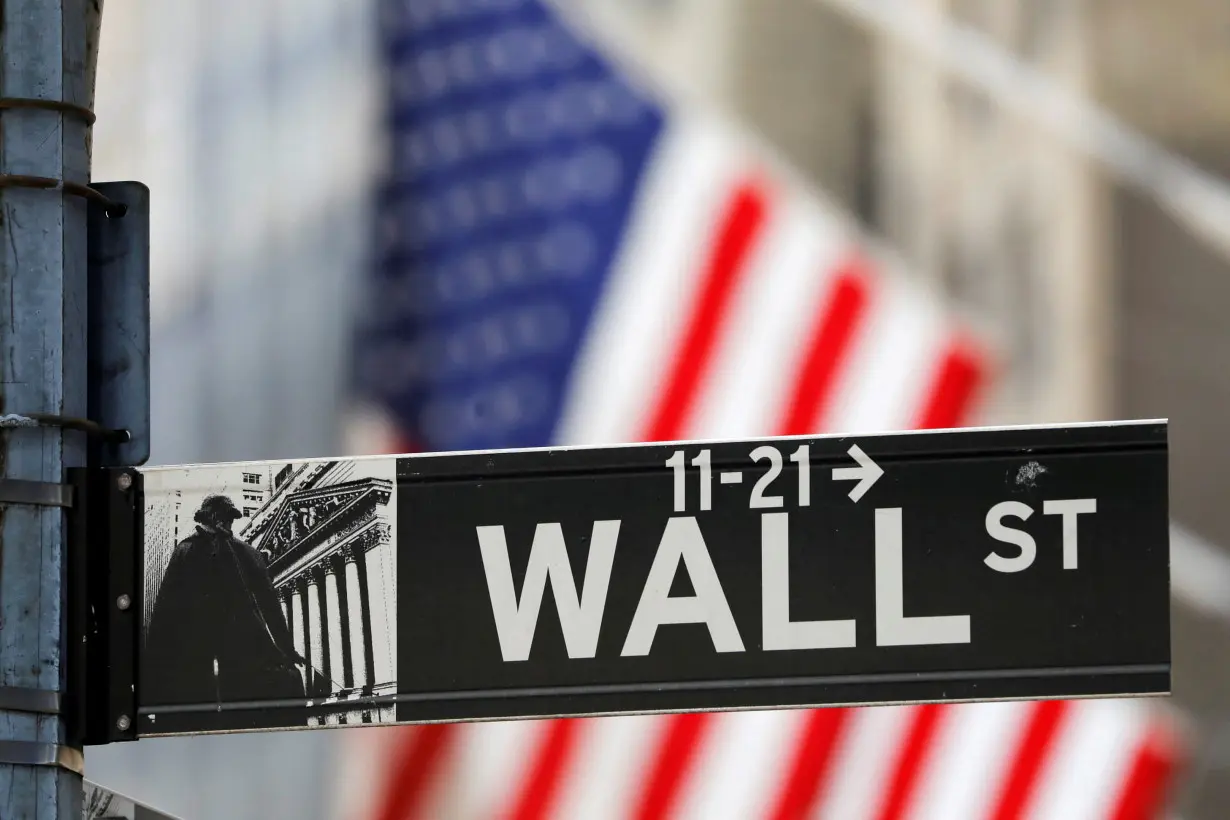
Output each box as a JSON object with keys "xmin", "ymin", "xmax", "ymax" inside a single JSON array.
[
  {"xmin": 984, "ymin": 498, "xmax": 1098, "ymax": 573},
  {"xmin": 476, "ymin": 508, "xmax": 976, "ymax": 661}
]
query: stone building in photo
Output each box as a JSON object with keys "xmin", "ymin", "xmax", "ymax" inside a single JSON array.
[{"xmin": 240, "ymin": 459, "xmax": 398, "ymax": 726}]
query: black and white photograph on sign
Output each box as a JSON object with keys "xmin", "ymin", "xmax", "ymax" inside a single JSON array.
[
  {"xmin": 84, "ymin": 782, "xmax": 136, "ymax": 820},
  {"xmin": 84, "ymin": 779, "xmax": 181, "ymax": 820},
  {"xmin": 139, "ymin": 457, "xmax": 398, "ymax": 733}
]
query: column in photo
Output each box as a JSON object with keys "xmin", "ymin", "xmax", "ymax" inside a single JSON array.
[
  {"xmin": 281, "ymin": 586, "xmax": 297, "ymax": 688},
  {"xmin": 307, "ymin": 568, "xmax": 326, "ymax": 689},
  {"xmin": 325, "ymin": 559, "xmax": 347, "ymax": 690},
  {"xmin": 344, "ymin": 548, "xmax": 372, "ymax": 690},
  {"xmin": 332, "ymin": 552, "xmax": 355, "ymax": 689},
  {"xmin": 298, "ymin": 576, "xmax": 314, "ymax": 691},
  {"xmin": 363, "ymin": 535, "xmax": 397, "ymax": 690}
]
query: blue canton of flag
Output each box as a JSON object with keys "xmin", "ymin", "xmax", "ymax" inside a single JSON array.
[{"xmin": 357, "ymin": 0, "xmax": 664, "ymax": 452}]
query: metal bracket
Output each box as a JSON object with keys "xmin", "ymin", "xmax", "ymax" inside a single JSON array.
[
  {"xmin": 0, "ymin": 741, "xmax": 84, "ymax": 775},
  {"xmin": 0, "ymin": 96, "xmax": 96, "ymax": 125},
  {"xmin": 0, "ymin": 175, "xmax": 126, "ymax": 215},
  {"xmin": 0, "ymin": 687, "xmax": 61, "ymax": 715},
  {"xmin": 0, "ymin": 479, "xmax": 73, "ymax": 508},
  {"xmin": 87, "ymin": 181, "xmax": 150, "ymax": 468},
  {"xmin": 67, "ymin": 468, "xmax": 141, "ymax": 746},
  {"xmin": 0, "ymin": 411, "xmax": 129, "ymax": 443}
]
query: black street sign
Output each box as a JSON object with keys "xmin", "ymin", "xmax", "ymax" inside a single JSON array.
[{"xmin": 122, "ymin": 421, "xmax": 1168, "ymax": 738}]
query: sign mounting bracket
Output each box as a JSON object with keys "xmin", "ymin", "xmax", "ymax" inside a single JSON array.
[
  {"xmin": 86, "ymin": 181, "xmax": 151, "ymax": 468},
  {"xmin": 67, "ymin": 467, "xmax": 141, "ymax": 747}
]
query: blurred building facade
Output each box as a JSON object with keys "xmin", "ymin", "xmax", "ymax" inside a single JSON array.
[
  {"xmin": 91, "ymin": 0, "xmax": 376, "ymax": 467},
  {"xmin": 1094, "ymin": 1, "xmax": 1230, "ymax": 812},
  {"xmin": 87, "ymin": 0, "xmax": 1230, "ymax": 817},
  {"xmin": 87, "ymin": 0, "xmax": 378, "ymax": 817}
]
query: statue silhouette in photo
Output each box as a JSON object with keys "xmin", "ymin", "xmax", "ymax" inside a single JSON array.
[{"xmin": 144, "ymin": 494, "xmax": 312, "ymax": 730}]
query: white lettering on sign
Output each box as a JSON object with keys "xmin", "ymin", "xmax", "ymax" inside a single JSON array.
[
  {"xmin": 1044, "ymin": 498, "xmax": 1097, "ymax": 569},
  {"xmin": 984, "ymin": 501, "xmax": 1037, "ymax": 572},
  {"xmin": 761, "ymin": 512, "xmax": 857, "ymax": 650},
  {"xmin": 983, "ymin": 498, "xmax": 1098, "ymax": 572},
  {"xmin": 477, "ymin": 520, "xmax": 620, "ymax": 661},
  {"xmin": 831, "ymin": 444, "xmax": 883, "ymax": 503},
  {"xmin": 621, "ymin": 516, "xmax": 745, "ymax": 656},
  {"xmin": 875, "ymin": 508, "xmax": 971, "ymax": 646},
  {"xmin": 665, "ymin": 445, "xmax": 811, "ymax": 513},
  {"xmin": 749, "ymin": 446, "xmax": 785, "ymax": 509},
  {"xmin": 479, "ymin": 507, "xmax": 1008, "ymax": 660}
]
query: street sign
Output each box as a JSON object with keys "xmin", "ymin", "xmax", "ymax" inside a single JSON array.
[{"xmin": 126, "ymin": 420, "xmax": 1168, "ymax": 738}]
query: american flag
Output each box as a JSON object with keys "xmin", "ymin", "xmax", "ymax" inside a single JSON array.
[{"xmin": 348, "ymin": 0, "xmax": 1186, "ymax": 817}]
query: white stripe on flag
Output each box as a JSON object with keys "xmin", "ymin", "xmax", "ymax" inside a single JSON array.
[
  {"xmin": 435, "ymin": 720, "xmax": 546, "ymax": 819},
  {"xmin": 685, "ymin": 192, "xmax": 849, "ymax": 440},
  {"xmin": 549, "ymin": 715, "xmax": 666, "ymax": 820},
  {"xmin": 674, "ymin": 710, "xmax": 809, "ymax": 820},
  {"xmin": 1025, "ymin": 699, "xmax": 1149, "ymax": 820},
  {"xmin": 813, "ymin": 705, "xmax": 918, "ymax": 820},
  {"xmin": 823, "ymin": 276, "xmax": 947, "ymax": 434},
  {"xmin": 334, "ymin": 726, "xmax": 404, "ymax": 820},
  {"xmin": 905, "ymin": 702, "xmax": 1032, "ymax": 820},
  {"xmin": 555, "ymin": 114, "xmax": 752, "ymax": 446},
  {"xmin": 341, "ymin": 403, "xmax": 406, "ymax": 456}
]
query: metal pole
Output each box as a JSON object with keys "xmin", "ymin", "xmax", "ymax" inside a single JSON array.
[{"xmin": 0, "ymin": 0, "xmax": 102, "ymax": 816}]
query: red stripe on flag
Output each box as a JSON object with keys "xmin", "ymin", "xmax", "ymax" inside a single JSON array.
[
  {"xmin": 506, "ymin": 719, "xmax": 583, "ymax": 820},
  {"xmin": 1107, "ymin": 724, "xmax": 1183, "ymax": 820},
  {"xmin": 768, "ymin": 708, "xmax": 853, "ymax": 820},
  {"xmin": 988, "ymin": 700, "xmax": 1070, "ymax": 820},
  {"xmin": 914, "ymin": 338, "xmax": 986, "ymax": 430},
  {"xmin": 372, "ymin": 725, "xmax": 456, "ymax": 820},
  {"xmin": 874, "ymin": 704, "xmax": 946, "ymax": 820},
  {"xmin": 389, "ymin": 434, "xmax": 421, "ymax": 455},
  {"xmin": 632, "ymin": 713, "xmax": 714, "ymax": 820},
  {"xmin": 643, "ymin": 180, "xmax": 769, "ymax": 442},
  {"xmin": 776, "ymin": 259, "xmax": 872, "ymax": 436}
]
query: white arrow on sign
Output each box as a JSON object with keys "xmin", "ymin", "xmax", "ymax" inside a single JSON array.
[{"xmin": 832, "ymin": 444, "xmax": 883, "ymax": 502}]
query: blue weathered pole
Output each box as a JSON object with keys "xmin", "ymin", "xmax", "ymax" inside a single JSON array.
[{"xmin": 0, "ymin": 0, "xmax": 102, "ymax": 816}]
